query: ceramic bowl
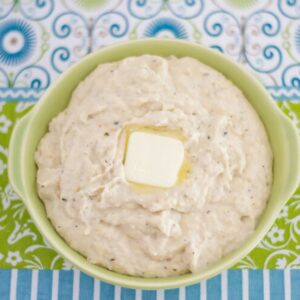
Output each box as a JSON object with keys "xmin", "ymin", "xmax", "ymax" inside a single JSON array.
[{"xmin": 9, "ymin": 39, "xmax": 300, "ymax": 289}]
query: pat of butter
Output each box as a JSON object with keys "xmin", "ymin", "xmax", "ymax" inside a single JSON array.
[{"xmin": 124, "ymin": 131, "xmax": 184, "ymax": 188}]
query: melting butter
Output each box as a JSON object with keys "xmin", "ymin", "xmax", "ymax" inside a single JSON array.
[{"xmin": 123, "ymin": 125, "xmax": 191, "ymax": 193}]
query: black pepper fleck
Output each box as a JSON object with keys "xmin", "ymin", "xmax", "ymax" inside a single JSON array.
[
  {"xmin": 240, "ymin": 216, "xmax": 248, "ymax": 222},
  {"xmin": 61, "ymin": 198, "xmax": 67, "ymax": 202},
  {"xmin": 173, "ymin": 268, "xmax": 177, "ymax": 272},
  {"xmin": 207, "ymin": 135, "xmax": 211, "ymax": 140},
  {"xmin": 206, "ymin": 210, "xmax": 211, "ymax": 214},
  {"xmin": 223, "ymin": 131, "xmax": 228, "ymax": 136},
  {"xmin": 110, "ymin": 258, "xmax": 115, "ymax": 262},
  {"xmin": 104, "ymin": 132, "xmax": 109, "ymax": 136},
  {"xmin": 113, "ymin": 121, "xmax": 119, "ymax": 125}
]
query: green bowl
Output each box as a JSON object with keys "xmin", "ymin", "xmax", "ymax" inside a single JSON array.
[{"xmin": 8, "ymin": 39, "xmax": 300, "ymax": 289}]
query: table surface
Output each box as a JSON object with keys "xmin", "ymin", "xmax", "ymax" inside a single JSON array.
[
  {"xmin": 0, "ymin": 269, "xmax": 300, "ymax": 300},
  {"xmin": 0, "ymin": 0, "xmax": 300, "ymax": 299}
]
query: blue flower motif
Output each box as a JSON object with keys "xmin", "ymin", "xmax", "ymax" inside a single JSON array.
[
  {"xmin": 144, "ymin": 18, "xmax": 187, "ymax": 39},
  {"xmin": 0, "ymin": 19, "xmax": 36, "ymax": 66},
  {"xmin": 295, "ymin": 25, "xmax": 300, "ymax": 54}
]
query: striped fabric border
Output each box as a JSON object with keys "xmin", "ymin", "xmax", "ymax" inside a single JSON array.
[
  {"xmin": 0, "ymin": 269, "xmax": 299, "ymax": 300},
  {"xmin": 0, "ymin": 87, "xmax": 299, "ymax": 102}
]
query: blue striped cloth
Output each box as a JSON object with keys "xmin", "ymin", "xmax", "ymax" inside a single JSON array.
[{"xmin": 1, "ymin": 269, "xmax": 299, "ymax": 300}]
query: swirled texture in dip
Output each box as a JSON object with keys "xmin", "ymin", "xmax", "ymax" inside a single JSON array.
[{"xmin": 35, "ymin": 55, "xmax": 272, "ymax": 277}]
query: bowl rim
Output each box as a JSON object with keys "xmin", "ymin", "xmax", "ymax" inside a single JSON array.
[{"xmin": 10, "ymin": 38, "xmax": 300, "ymax": 289}]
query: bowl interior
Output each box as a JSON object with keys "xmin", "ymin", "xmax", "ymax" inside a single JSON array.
[{"xmin": 21, "ymin": 39, "xmax": 290, "ymax": 289}]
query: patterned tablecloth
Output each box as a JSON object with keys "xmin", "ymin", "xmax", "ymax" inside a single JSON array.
[{"xmin": 0, "ymin": 0, "xmax": 300, "ymax": 299}]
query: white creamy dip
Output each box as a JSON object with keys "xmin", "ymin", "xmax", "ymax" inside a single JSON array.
[{"xmin": 35, "ymin": 55, "xmax": 272, "ymax": 277}]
